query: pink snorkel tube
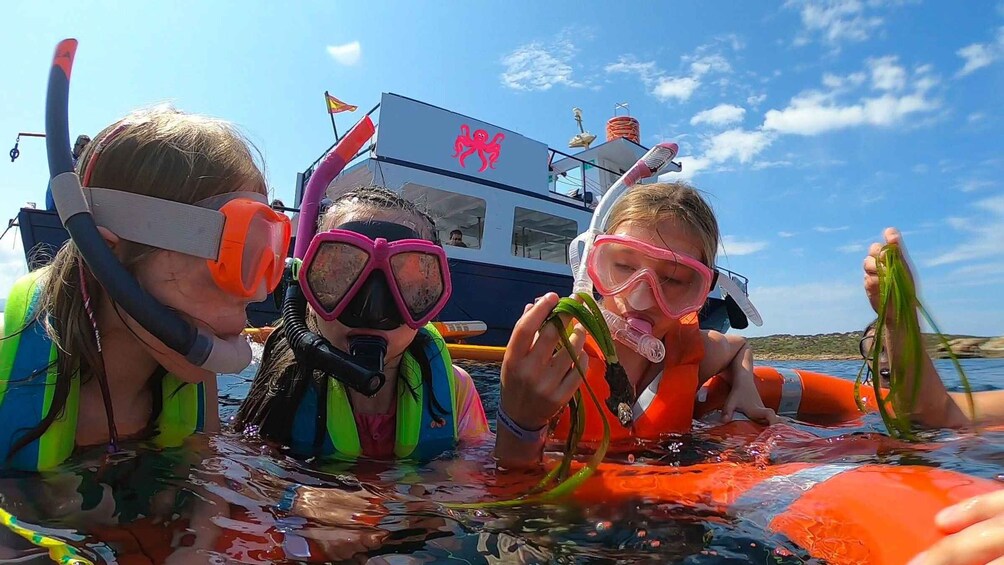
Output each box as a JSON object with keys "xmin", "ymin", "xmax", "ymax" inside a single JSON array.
[
  {"xmin": 293, "ymin": 116, "xmax": 376, "ymax": 259},
  {"xmin": 283, "ymin": 116, "xmax": 384, "ymax": 397}
]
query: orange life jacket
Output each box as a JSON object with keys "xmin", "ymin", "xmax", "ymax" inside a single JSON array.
[{"xmin": 552, "ymin": 319, "xmax": 704, "ymax": 442}]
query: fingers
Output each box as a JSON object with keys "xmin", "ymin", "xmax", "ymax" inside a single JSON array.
[
  {"xmin": 936, "ymin": 490, "xmax": 1004, "ymax": 534},
  {"xmin": 548, "ymin": 323, "xmax": 586, "ymax": 368},
  {"xmin": 552, "ymin": 348, "xmax": 590, "ymax": 405},
  {"xmin": 909, "ymin": 512, "xmax": 1004, "ymax": 565},
  {"xmin": 884, "ymin": 227, "xmax": 902, "ymax": 247},
  {"xmin": 507, "ymin": 293, "xmax": 559, "ymax": 357}
]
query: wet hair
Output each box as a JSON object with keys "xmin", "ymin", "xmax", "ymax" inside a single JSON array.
[
  {"xmin": 604, "ymin": 181, "xmax": 719, "ymax": 269},
  {"xmin": 4, "ymin": 106, "xmax": 266, "ymax": 463},
  {"xmin": 234, "ymin": 186, "xmax": 452, "ymax": 452}
]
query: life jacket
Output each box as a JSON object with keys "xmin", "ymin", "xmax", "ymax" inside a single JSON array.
[
  {"xmin": 289, "ymin": 324, "xmax": 458, "ymax": 461},
  {"xmin": 553, "ymin": 318, "xmax": 704, "ymax": 442},
  {"xmin": 0, "ymin": 269, "xmax": 206, "ymax": 472}
]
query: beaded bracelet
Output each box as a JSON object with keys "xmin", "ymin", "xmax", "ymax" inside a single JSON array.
[{"xmin": 497, "ymin": 403, "xmax": 547, "ymax": 443}]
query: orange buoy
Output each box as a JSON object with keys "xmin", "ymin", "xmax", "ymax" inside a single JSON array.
[
  {"xmin": 605, "ymin": 116, "xmax": 640, "ymax": 144},
  {"xmin": 696, "ymin": 366, "xmax": 887, "ymax": 425}
]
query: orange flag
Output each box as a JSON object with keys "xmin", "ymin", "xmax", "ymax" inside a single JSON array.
[{"xmin": 325, "ymin": 92, "xmax": 358, "ymax": 114}]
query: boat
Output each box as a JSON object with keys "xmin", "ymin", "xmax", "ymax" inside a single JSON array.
[{"xmin": 13, "ymin": 92, "xmax": 755, "ymax": 345}]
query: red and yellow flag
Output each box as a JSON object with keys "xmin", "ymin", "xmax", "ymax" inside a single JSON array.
[{"xmin": 325, "ymin": 92, "xmax": 357, "ymax": 114}]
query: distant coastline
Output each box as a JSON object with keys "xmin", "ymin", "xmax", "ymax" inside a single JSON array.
[{"xmin": 749, "ymin": 332, "xmax": 1004, "ymax": 361}]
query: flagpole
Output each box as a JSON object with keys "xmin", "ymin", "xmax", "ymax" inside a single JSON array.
[{"xmin": 325, "ymin": 91, "xmax": 340, "ymax": 141}]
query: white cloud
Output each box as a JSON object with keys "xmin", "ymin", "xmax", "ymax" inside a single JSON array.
[
  {"xmin": 786, "ymin": 0, "xmax": 886, "ymax": 48},
  {"xmin": 501, "ymin": 39, "xmax": 580, "ymax": 91},
  {"xmin": 703, "ymin": 128, "xmax": 773, "ymax": 164},
  {"xmin": 652, "ymin": 76, "xmax": 700, "ymax": 102},
  {"xmin": 326, "ymin": 41, "xmax": 361, "ymax": 66},
  {"xmin": 691, "ymin": 104, "xmax": 746, "ymax": 127},
  {"xmin": 604, "ymin": 58, "xmax": 660, "ymax": 85},
  {"xmin": 606, "ymin": 41, "xmax": 736, "ymax": 104},
  {"xmin": 968, "ymin": 112, "xmax": 987, "ymax": 124},
  {"xmin": 747, "ymin": 93, "xmax": 767, "ymax": 107},
  {"xmin": 763, "ymin": 60, "xmax": 939, "ymax": 136},
  {"xmin": 838, "ymin": 243, "xmax": 866, "ymax": 253},
  {"xmin": 720, "ymin": 235, "xmax": 768, "ymax": 256},
  {"xmin": 957, "ymin": 178, "xmax": 997, "ymax": 193},
  {"xmin": 926, "ymin": 193, "xmax": 1004, "ymax": 267},
  {"xmin": 814, "ymin": 225, "xmax": 850, "ymax": 233},
  {"xmin": 752, "ymin": 160, "xmax": 793, "ymax": 170},
  {"xmin": 868, "ymin": 56, "xmax": 907, "ymax": 91},
  {"xmin": 778, "ymin": 231, "xmax": 796, "ymax": 238},
  {"xmin": 689, "ymin": 54, "xmax": 732, "ymax": 76},
  {"xmin": 954, "ymin": 27, "xmax": 1004, "ymax": 77},
  {"xmin": 957, "ymin": 43, "xmax": 995, "ymax": 76}
]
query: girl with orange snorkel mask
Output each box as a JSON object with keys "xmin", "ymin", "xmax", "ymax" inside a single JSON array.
[{"xmin": 0, "ymin": 39, "xmax": 290, "ymax": 473}]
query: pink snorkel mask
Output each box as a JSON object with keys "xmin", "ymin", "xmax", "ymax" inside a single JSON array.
[
  {"xmin": 299, "ymin": 223, "xmax": 452, "ymax": 330},
  {"xmin": 586, "ymin": 234, "xmax": 715, "ymax": 320}
]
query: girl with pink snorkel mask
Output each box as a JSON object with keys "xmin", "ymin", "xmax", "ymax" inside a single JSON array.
[
  {"xmin": 235, "ymin": 186, "xmax": 490, "ymax": 461},
  {"xmin": 496, "ymin": 179, "xmax": 778, "ymax": 468}
]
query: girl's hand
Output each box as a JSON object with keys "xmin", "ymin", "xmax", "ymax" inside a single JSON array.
[
  {"xmin": 864, "ymin": 227, "xmax": 914, "ymax": 322},
  {"xmin": 723, "ymin": 368, "xmax": 781, "ymax": 425},
  {"xmin": 909, "ymin": 489, "xmax": 1004, "ymax": 565},
  {"xmin": 499, "ymin": 293, "xmax": 588, "ymax": 432}
]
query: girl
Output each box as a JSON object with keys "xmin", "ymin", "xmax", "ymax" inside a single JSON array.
[
  {"xmin": 234, "ymin": 186, "xmax": 491, "ymax": 460},
  {"xmin": 862, "ymin": 228, "xmax": 1004, "ymax": 428},
  {"xmin": 495, "ymin": 181, "xmax": 778, "ymax": 468},
  {"xmin": 0, "ymin": 106, "xmax": 289, "ymax": 471}
]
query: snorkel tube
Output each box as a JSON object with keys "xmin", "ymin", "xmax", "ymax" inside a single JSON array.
[
  {"xmin": 46, "ymin": 39, "xmax": 250, "ymax": 374},
  {"xmin": 282, "ymin": 117, "xmax": 386, "ymax": 396},
  {"xmin": 569, "ymin": 142, "xmax": 679, "ymax": 363}
]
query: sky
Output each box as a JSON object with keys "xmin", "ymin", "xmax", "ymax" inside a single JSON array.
[{"xmin": 0, "ymin": 1, "xmax": 1001, "ymax": 337}]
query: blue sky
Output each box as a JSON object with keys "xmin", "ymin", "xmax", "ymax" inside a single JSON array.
[{"xmin": 0, "ymin": 1, "xmax": 1001, "ymax": 337}]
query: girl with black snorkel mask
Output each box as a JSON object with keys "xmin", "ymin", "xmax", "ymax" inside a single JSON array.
[{"xmin": 235, "ymin": 186, "xmax": 491, "ymax": 461}]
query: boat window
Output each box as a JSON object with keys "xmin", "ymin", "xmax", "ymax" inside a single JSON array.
[
  {"xmin": 511, "ymin": 207, "xmax": 578, "ymax": 264},
  {"xmin": 401, "ymin": 183, "xmax": 486, "ymax": 249}
]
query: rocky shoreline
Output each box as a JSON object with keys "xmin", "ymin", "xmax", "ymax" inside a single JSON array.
[{"xmin": 748, "ymin": 332, "xmax": 1004, "ymax": 361}]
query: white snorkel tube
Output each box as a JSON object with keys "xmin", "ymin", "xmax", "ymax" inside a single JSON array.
[{"xmin": 568, "ymin": 142, "xmax": 679, "ymax": 363}]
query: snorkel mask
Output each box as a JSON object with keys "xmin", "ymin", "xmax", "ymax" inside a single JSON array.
[
  {"xmin": 281, "ymin": 116, "xmax": 390, "ymax": 396},
  {"xmin": 45, "ymin": 39, "xmax": 290, "ymax": 374},
  {"xmin": 568, "ymin": 142, "xmax": 763, "ymax": 362}
]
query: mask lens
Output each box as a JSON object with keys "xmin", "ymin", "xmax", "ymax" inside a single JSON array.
[
  {"xmin": 389, "ymin": 251, "xmax": 445, "ymax": 317},
  {"xmin": 242, "ymin": 209, "xmax": 291, "ymax": 292},
  {"xmin": 305, "ymin": 242, "xmax": 370, "ymax": 313},
  {"xmin": 591, "ymin": 239, "xmax": 709, "ymax": 317}
]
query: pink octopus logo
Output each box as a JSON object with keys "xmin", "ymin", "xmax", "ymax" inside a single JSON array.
[{"xmin": 452, "ymin": 124, "xmax": 504, "ymax": 173}]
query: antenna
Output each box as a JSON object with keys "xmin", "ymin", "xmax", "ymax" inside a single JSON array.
[{"xmin": 568, "ymin": 107, "xmax": 597, "ymax": 150}]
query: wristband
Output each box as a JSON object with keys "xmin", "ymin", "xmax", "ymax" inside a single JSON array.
[{"xmin": 497, "ymin": 404, "xmax": 547, "ymax": 443}]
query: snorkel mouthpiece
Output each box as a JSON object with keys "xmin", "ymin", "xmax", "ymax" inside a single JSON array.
[{"xmin": 348, "ymin": 335, "xmax": 387, "ymax": 391}]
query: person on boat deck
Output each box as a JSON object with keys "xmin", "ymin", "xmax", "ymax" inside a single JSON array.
[
  {"xmin": 495, "ymin": 181, "xmax": 779, "ymax": 468},
  {"xmin": 233, "ymin": 186, "xmax": 491, "ymax": 460},
  {"xmin": 0, "ymin": 107, "xmax": 290, "ymax": 472},
  {"xmin": 448, "ymin": 229, "xmax": 468, "ymax": 248}
]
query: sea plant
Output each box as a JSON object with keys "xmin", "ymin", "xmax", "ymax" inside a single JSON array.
[
  {"xmin": 447, "ymin": 293, "xmax": 632, "ymax": 508},
  {"xmin": 853, "ymin": 243, "xmax": 975, "ymax": 439}
]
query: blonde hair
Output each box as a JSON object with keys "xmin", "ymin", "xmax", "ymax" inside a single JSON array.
[
  {"xmin": 604, "ymin": 181, "xmax": 719, "ymax": 268},
  {"xmin": 8, "ymin": 106, "xmax": 266, "ymax": 460}
]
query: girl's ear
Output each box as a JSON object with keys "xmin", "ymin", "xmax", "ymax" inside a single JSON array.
[{"xmin": 96, "ymin": 226, "xmax": 121, "ymax": 248}]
